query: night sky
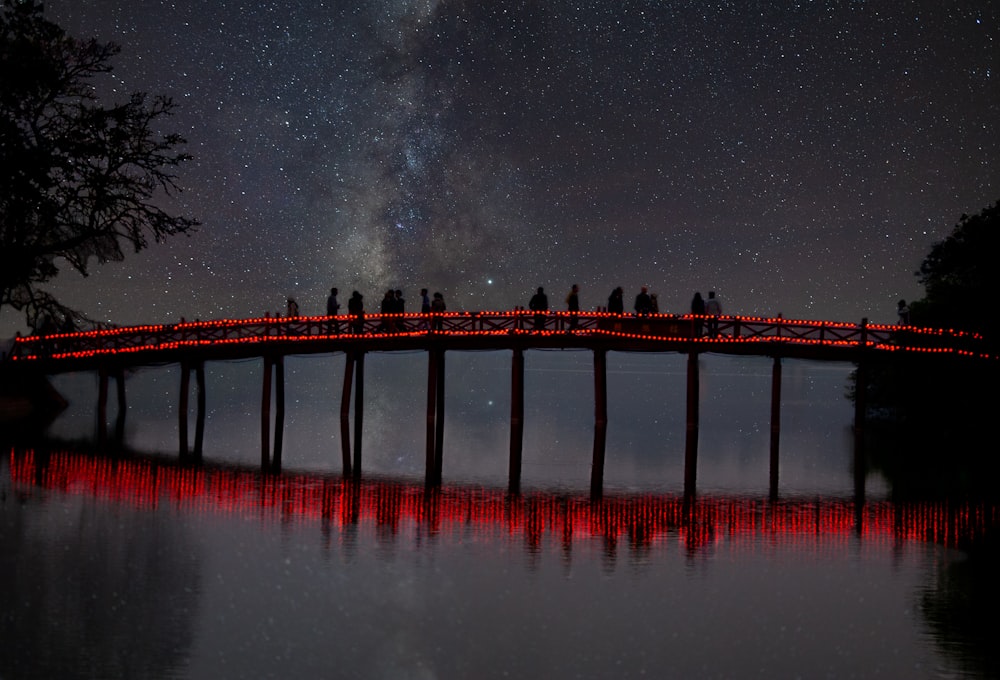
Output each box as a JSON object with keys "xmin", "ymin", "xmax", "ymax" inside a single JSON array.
[{"xmin": 7, "ymin": 0, "xmax": 997, "ymax": 333}]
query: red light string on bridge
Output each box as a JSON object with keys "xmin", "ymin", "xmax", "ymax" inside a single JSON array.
[{"xmin": 9, "ymin": 312, "xmax": 996, "ymax": 362}]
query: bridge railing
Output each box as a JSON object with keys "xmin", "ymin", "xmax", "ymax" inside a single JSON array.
[{"xmin": 5, "ymin": 311, "xmax": 992, "ymax": 362}]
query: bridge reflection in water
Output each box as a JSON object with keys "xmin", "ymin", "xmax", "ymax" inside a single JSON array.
[{"xmin": 7, "ymin": 449, "xmax": 996, "ymax": 558}]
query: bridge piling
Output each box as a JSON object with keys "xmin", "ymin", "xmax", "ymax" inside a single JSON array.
[
  {"xmin": 433, "ymin": 349, "xmax": 446, "ymax": 485},
  {"xmin": 261, "ymin": 356, "xmax": 272, "ymax": 470},
  {"xmin": 95, "ymin": 365, "xmax": 127, "ymax": 451},
  {"xmin": 591, "ymin": 348, "xmax": 608, "ymax": 499},
  {"xmin": 194, "ymin": 362, "xmax": 205, "ymax": 461},
  {"xmin": 272, "ymin": 356, "xmax": 285, "ymax": 473},
  {"xmin": 853, "ymin": 318, "xmax": 869, "ymax": 477},
  {"xmin": 97, "ymin": 367, "xmax": 109, "ymax": 449},
  {"xmin": 352, "ymin": 351, "xmax": 365, "ymax": 478},
  {"xmin": 509, "ymin": 348, "xmax": 525, "ymax": 494},
  {"xmin": 769, "ymin": 356, "xmax": 782, "ymax": 499},
  {"xmin": 178, "ymin": 361, "xmax": 205, "ymax": 461},
  {"xmin": 340, "ymin": 352, "xmax": 354, "ymax": 476},
  {"xmin": 426, "ymin": 349, "xmax": 439, "ymax": 484},
  {"xmin": 112, "ymin": 368, "xmax": 126, "ymax": 446},
  {"xmin": 179, "ymin": 361, "xmax": 190, "ymax": 459},
  {"xmin": 684, "ymin": 349, "xmax": 699, "ymax": 496}
]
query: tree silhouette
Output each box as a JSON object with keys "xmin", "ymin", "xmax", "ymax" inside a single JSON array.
[
  {"xmin": 0, "ymin": 0, "xmax": 198, "ymax": 331},
  {"xmin": 854, "ymin": 200, "xmax": 1000, "ymax": 498},
  {"xmin": 911, "ymin": 200, "xmax": 1000, "ymax": 345}
]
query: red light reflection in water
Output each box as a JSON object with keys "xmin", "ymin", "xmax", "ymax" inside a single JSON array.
[{"xmin": 6, "ymin": 449, "xmax": 996, "ymax": 554}]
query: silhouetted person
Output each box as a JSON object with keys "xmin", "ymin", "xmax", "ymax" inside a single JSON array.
[
  {"xmin": 705, "ymin": 290, "xmax": 722, "ymax": 337},
  {"xmin": 326, "ymin": 287, "xmax": 340, "ymax": 334},
  {"xmin": 379, "ymin": 289, "xmax": 395, "ymax": 332},
  {"xmin": 634, "ymin": 286, "xmax": 652, "ymax": 316},
  {"xmin": 348, "ymin": 291, "xmax": 364, "ymax": 333},
  {"xmin": 691, "ymin": 292, "xmax": 705, "ymax": 335},
  {"xmin": 691, "ymin": 292, "xmax": 705, "ymax": 315},
  {"xmin": 566, "ymin": 284, "xmax": 580, "ymax": 329},
  {"xmin": 897, "ymin": 299, "xmax": 910, "ymax": 326},
  {"xmin": 286, "ymin": 297, "xmax": 299, "ymax": 317},
  {"xmin": 394, "ymin": 289, "xmax": 405, "ymax": 331},
  {"xmin": 419, "ymin": 288, "xmax": 431, "ymax": 329},
  {"xmin": 608, "ymin": 287, "xmax": 624, "ymax": 314},
  {"xmin": 650, "ymin": 293, "xmax": 660, "ymax": 314},
  {"xmin": 431, "ymin": 291, "xmax": 446, "ymax": 330},
  {"xmin": 529, "ymin": 286, "xmax": 548, "ymax": 330}
]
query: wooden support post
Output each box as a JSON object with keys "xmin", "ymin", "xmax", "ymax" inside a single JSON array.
[
  {"xmin": 114, "ymin": 367, "xmax": 127, "ymax": 446},
  {"xmin": 426, "ymin": 348, "xmax": 438, "ymax": 483},
  {"xmin": 854, "ymin": 326, "xmax": 868, "ymax": 536},
  {"xmin": 261, "ymin": 356, "xmax": 273, "ymax": 471},
  {"xmin": 853, "ymin": 317, "xmax": 869, "ymax": 496},
  {"xmin": 684, "ymin": 348, "xmax": 699, "ymax": 496},
  {"xmin": 433, "ymin": 349, "xmax": 446, "ymax": 485},
  {"xmin": 769, "ymin": 355, "xmax": 782, "ymax": 499},
  {"xmin": 591, "ymin": 348, "xmax": 608, "ymax": 500},
  {"xmin": 509, "ymin": 348, "xmax": 525, "ymax": 494},
  {"xmin": 339, "ymin": 352, "xmax": 354, "ymax": 476},
  {"xmin": 179, "ymin": 362, "xmax": 190, "ymax": 459},
  {"xmin": 272, "ymin": 355, "xmax": 285, "ymax": 473},
  {"xmin": 853, "ymin": 358, "xmax": 868, "ymax": 497},
  {"xmin": 353, "ymin": 351, "xmax": 365, "ymax": 477},
  {"xmin": 97, "ymin": 366, "xmax": 109, "ymax": 449},
  {"xmin": 194, "ymin": 362, "xmax": 206, "ymax": 461}
]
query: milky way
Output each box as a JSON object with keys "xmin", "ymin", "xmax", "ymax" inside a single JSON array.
[{"xmin": 8, "ymin": 0, "xmax": 996, "ymax": 333}]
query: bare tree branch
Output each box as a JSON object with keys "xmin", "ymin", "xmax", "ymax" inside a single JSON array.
[{"xmin": 1, "ymin": 0, "xmax": 199, "ymax": 330}]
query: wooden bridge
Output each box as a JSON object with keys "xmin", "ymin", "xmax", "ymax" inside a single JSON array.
[{"xmin": 4, "ymin": 310, "xmax": 993, "ymax": 497}]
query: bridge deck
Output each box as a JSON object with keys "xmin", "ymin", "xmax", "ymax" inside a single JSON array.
[{"xmin": 5, "ymin": 311, "xmax": 992, "ymax": 373}]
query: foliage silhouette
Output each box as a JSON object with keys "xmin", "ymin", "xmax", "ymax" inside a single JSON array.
[
  {"xmin": 854, "ymin": 201, "xmax": 1000, "ymax": 499},
  {"xmin": 911, "ymin": 200, "xmax": 1000, "ymax": 344},
  {"xmin": 0, "ymin": 0, "xmax": 198, "ymax": 331}
]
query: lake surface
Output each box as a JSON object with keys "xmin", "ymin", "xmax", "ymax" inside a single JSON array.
[{"xmin": 3, "ymin": 351, "xmax": 998, "ymax": 678}]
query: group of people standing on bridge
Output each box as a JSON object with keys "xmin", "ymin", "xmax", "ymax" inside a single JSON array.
[
  {"xmin": 690, "ymin": 291, "xmax": 724, "ymax": 336},
  {"xmin": 319, "ymin": 287, "xmax": 447, "ymax": 334},
  {"xmin": 285, "ymin": 283, "xmax": 724, "ymax": 336},
  {"xmin": 526, "ymin": 285, "xmax": 724, "ymax": 333}
]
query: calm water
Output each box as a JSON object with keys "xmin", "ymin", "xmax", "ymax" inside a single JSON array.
[{"xmin": 3, "ymin": 351, "xmax": 998, "ymax": 678}]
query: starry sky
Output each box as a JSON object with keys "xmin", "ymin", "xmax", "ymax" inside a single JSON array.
[{"xmin": 6, "ymin": 0, "xmax": 997, "ymax": 333}]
